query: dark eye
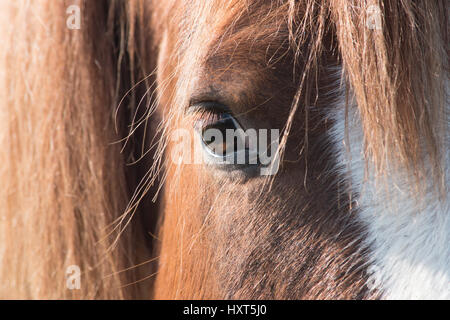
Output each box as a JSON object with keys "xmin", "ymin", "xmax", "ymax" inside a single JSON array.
[
  {"xmin": 189, "ymin": 101, "xmax": 279, "ymax": 175},
  {"xmin": 200, "ymin": 113, "xmax": 247, "ymax": 157}
]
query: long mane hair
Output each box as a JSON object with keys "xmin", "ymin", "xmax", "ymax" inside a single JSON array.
[{"xmin": 0, "ymin": 0, "xmax": 447, "ymax": 299}]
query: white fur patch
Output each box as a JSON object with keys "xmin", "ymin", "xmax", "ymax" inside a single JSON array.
[{"xmin": 329, "ymin": 92, "xmax": 450, "ymax": 299}]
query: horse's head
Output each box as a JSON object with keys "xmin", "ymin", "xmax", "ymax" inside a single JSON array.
[
  {"xmin": 145, "ymin": 0, "xmax": 448, "ymax": 299},
  {"xmin": 0, "ymin": 0, "xmax": 447, "ymax": 299}
]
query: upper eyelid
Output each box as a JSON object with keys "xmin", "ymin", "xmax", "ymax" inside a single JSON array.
[
  {"xmin": 187, "ymin": 100, "xmax": 232, "ymax": 115},
  {"xmin": 188, "ymin": 102, "xmax": 248, "ymax": 132},
  {"xmin": 188, "ymin": 87, "xmax": 233, "ymax": 110}
]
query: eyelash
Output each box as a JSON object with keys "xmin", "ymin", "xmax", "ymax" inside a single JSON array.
[{"xmin": 190, "ymin": 108, "xmax": 225, "ymax": 130}]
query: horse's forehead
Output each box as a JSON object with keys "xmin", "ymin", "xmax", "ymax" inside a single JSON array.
[
  {"xmin": 156, "ymin": 0, "xmax": 296, "ymax": 110},
  {"xmin": 167, "ymin": 0, "xmax": 291, "ymax": 52}
]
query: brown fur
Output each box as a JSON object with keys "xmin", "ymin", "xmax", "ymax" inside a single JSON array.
[{"xmin": 0, "ymin": 0, "xmax": 447, "ymax": 299}]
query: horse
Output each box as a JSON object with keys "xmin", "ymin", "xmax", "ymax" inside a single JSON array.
[{"xmin": 0, "ymin": 0, "xmax": 448, "ymax": 299}]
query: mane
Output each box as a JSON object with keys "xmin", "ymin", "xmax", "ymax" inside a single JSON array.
[
  {"xmin": 0, "ymin": 0, "xmax": 447, "ymax": 299},
  {"xmin": 0, "ymin": 0, "xmax": 154, "ymax": 299}
]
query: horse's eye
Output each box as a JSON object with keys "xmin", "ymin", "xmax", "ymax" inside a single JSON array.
[{"xmin": 199, "ymin": 113, "xmax": 247, "ymax": 157}]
